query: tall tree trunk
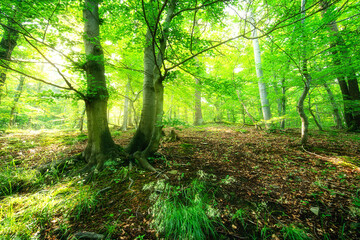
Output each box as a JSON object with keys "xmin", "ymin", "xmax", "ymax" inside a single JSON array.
[
  {"xmin": 280, "ymin": 78, "xmax": 286, "ymax": 129},
  {"xmin": 126, "ymin": 27, "xmax": 156, "ymax": 153},
  {"xmin": 250, "ymin": 12, "xmax": 272, "ymax": 128},
  {"xmin": 129, "ymin": 0, "xmax": 176, "ymax": 171},
  {"xmin": 0, "ymin": 18, "xmax": 20, "ymax": 103},
  {"xmin": 298, "ymin": 0, "xmax": 310, "ymax": 145},
  {"xmin": 321, "ymin": 0, "xmax": 360, "ymax": 130},
  {"xmin": 194, "ymin": 77, "xmax": 204, "ymax": 125},
  {"xmin": 121, "ymin": 77, "xmax": 131, "ymax": 131},
  {"xmin": 82, "ymin": 0, "xmax": 116, "ymax": 172},
  {"xmin": 9, "ymin": 75, "xmax": 25, "ymax": 126},
  {"xmin": 323, "ymin": 82, "xmax": 343, "ymax": 129}
]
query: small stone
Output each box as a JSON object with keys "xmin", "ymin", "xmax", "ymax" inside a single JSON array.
[
  {"xmin": 168, "ymin": 170, "xmax": 178, "ymax": 175},
  {"xmin": 310, "ymin": 206, "xmax": 319, "ymax": 216}
]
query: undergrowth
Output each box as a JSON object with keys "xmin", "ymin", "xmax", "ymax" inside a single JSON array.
[{"xmin": 146, "ymin": 179, "xmax": 220, "ymax": 240}]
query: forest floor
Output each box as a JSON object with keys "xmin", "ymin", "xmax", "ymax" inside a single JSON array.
[{"xmin": 0, "ymin": 124, "xmax": 360, "ymax": 239}]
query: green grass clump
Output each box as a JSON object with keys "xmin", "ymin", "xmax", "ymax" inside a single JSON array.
[
  {"xmin": 150, "ymin": 180, "xmax": 219, "ymax": 240},
  {"xmin": 281, "ymin": 224, "xmax": 311, "ymax": 240},
  {"xmin": 0, "ymin": 166, "xmax": 40, "ymax": 196}
]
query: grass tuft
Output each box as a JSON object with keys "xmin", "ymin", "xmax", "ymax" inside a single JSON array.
[{"xmin": 150, "ymin": 179, "xmax": 219, "ymax": 240}]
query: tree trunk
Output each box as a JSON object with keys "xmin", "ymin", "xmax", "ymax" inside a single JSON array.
[
  {"xmin": 323, "ymin": 83, "xmax": 343, "ymax": 129},
  {"xmin": 308, "ymin": 94, "xmax": 323, "ymax": 131},
  {"xmin": 9, "ymin": 75, "xmax": 25, "ymax": 126},
  {"xmin": 298, "ymin": 0, "xmax": 310, "ymax": 145},
  {"xmin": 194, "ymin": 77, "xmax": 204, "ymax": 125},
  {"xmin": 280, "ymin": 78, "xmax": 286, "ymax": 129},
  {"xmin": 128, "ymin": 0, "xmax": 176, "ymax": 171},
  {"xmin": 321, "ymin": 0, "xmax": 360, "ymax": 130},
  {"xmin": 250, "ymin": 12, "xmax": 272, "ymax": 128},
  {"xmin": 82, "ymin": 0, "xmax": 116, "ymax": 172},
  {"xmin": 0, "ymin": 18, "xmax": 20, "ymax": 103},
  {"xmin": 128, "ymin": 100, "xmax": 134, "ymax": 127},
  {"xmin": 121, "ymin": 77, "xmax": 131, "ymax": 131},
  {"xmin": 274, "ymin": 77, "xmax": 286, "ymax": 129},
  {"xmin": 79, "ymin": 106, "xmax": 86, "ymax": 132},
  {"xmin": 236, "ymin": 90, "xmax": 258, "ymax": 125},
  {"xmin": 126, "ymin": 27, "xmax": 156, "ymax": 153}
]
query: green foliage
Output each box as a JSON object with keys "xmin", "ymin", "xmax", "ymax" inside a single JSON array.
[
  {"xmin": 150, "ymin": 180, "xmax": 219, "ymax": 240},
  {"xmin": 281, "ymin": 224, "xmax": 311, "ymax": 240},
  {"xmin": 71, "ymin": 189, "xmax": 98, "ymax": 220},
  {"xmin": 232, "ymin": 208, "xmax": 247, "ymax": 228},
  {"xmin": 0, "ymin": 164, "xmax": 40, "ymax": 196}
]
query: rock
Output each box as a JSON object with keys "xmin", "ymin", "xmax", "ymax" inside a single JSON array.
[{"xmin": 310, "ymin": 206, "xmax": 320, "ymax": 216}]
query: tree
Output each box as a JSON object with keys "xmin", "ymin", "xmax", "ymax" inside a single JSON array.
[
  {"xmin": 250, "ymin": 11, "xmax": 272, "ymax": 128},
  {"xmin": 297, "ymin": 0, "xmax": 311, "ymax": 145},
  {"xmin": 0, "ymin": 15, "xmax": 20, "ymax": 103},
  {"xmin": 320, "ymin": 0, "xmax": 360, "ymax": 130},
  {"xmin": 81, "ymin": 0, "xmax": 119, "ymax": 172}
]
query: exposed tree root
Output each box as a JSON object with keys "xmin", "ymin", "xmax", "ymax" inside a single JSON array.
[
  {"xmin": 78, "ymin": 144, "xmax": 130, "ymax": 183},
  {"xmin": 37, "ymin": 153, "xmax": 83, "ymax": 175},
  {"xmin": 133, "ymin": 151, "xmax": 157, "ymax": 172}
]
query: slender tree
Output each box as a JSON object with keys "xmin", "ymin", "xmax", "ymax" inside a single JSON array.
[
  {"xmin": 297, "ymin": 0, "xmax": 311, "ymax": 145},
  {"xmin": 249, "ymin": 12, "xmax": 272, "ymax": 128}
]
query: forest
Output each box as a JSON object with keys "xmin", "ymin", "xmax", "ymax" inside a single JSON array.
[{"xmin": 0, "ymin": 0, "xmax": 359, "ymax": 239}]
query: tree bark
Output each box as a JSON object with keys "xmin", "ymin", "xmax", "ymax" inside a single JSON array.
[
  {"xmin": 194, "ymin": 77, "xmax": 204, "ymax": 125},
  {"xmin": 126, "ymin": 27, "xmax": 156, "ymax": 153},
  {"xmin": 128, "ymin": 0, "xmax": 176, "ymax": 171},
  {"xmin": 321, "ymin": 0, "xmax": 360, "ymax": 130},
  {"xmin": 250, "ymin": 12, "xmax": 272, "ymax": 128},
  {"xmin": 9, "ymin": 75, "xmax": 25, "ymax": 126},
  {"xmin": 0, "ymin": 18, "xmax": 20, "ymax": 103},
  {"xmin": 323, "ymin": 82, "xmax": 343, "ymax": 129},
  {"xmin": 82, "ymin": 0, "xmax": 117, "ymax": 172}
]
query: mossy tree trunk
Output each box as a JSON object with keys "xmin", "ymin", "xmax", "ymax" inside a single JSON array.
[
  {"xmin": 82, "ymin": 0, "xmax": 116, "ymax": 172},
  {"xmin": 0, "ymin": 18, "xmax": 20, "ymax": 103}
]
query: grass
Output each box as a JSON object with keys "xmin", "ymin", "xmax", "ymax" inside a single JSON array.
[
  {"xmin": 149, "ymin": 179, "xmax": 220, "ymax": 240},
  {"xmin": 0, "ymin": 180, "xmax": 98, "ymax": 239},
  {"xmin": 281, "ymin": 224, "xmax": 311, "ymax": 240}
]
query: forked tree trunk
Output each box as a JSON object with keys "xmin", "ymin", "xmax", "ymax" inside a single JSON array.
[
  {"xmin": 0, "ymin": 18, "xmax": 20, "ymax": 103},
  {"xmin": 128, "ymin": 0, "xmax": 176, "ymax": 171},
  {"xmin": 82, "ymin": 0, "xmax": 116, "ymax": 171}
]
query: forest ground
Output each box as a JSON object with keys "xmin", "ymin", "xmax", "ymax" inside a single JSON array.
[{"xmin": 0, "ymin": 124, "xmax": 359, "ymax": 239}]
